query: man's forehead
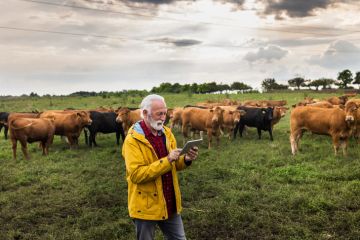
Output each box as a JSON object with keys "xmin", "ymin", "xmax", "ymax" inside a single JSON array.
[{"xmin": 151, "ymin": 100, "xmax": 167, "ymax": 109}]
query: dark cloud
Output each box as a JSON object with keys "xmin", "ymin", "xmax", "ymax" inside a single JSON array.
[
  {"xmin": 308, "ymin": 40, "xmax": 360, "ymax": 69},
  {"xmin": 152, "ymin": 37, "xmax": 202, "ymax": 47},
  {"xmin": 244, "ymin": 45, "xmax": 288, "ymax": 63},
  {"xmin": 258, "ymin": 0, "xmax": 336, "ymax": 19}
]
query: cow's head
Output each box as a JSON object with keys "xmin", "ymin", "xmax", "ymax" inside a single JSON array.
[
  {"xmin": 339, "ymin": 95, "xmax": 349, "ymax": 105},
  {"xmin": 77, "ymin": 111, "xmax": 92, "ymax": 125},
  {"xmin": 210, "ymin": 107, "xmax": 224, "ymax": 125},
  {"xmin": 116, "ymin": 108, "xmax": 130, "ymax": 123},
  {"xmin": 344, "ymin": 101, "xmax": 358, "ymax": 123},
  {"xmin": 230, "ymin": 110, "xmax": 246, "ymax": 124},
  {"xmin": 274, "ymin": 106, "xmax": 288, "ymax": 118}
]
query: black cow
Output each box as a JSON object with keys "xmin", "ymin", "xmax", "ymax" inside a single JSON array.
[
  {"xmin": 84, "ymin": 111, "xmax": 125, "ymax": 147},
  {"xmin": 233, "ymin": 106, "xmax": 274, "ymax": 141},
  {"xmin": 0, "ymin": 112, "xmax": 9, "ymax": 139}
]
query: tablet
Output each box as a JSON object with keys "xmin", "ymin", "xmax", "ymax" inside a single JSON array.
[{"xmin": 180, "ymin": 139, "xmax": 203, "ymax": 155}]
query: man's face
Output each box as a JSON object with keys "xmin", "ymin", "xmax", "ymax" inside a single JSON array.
[{"xmin": 145, "ymin": 100, "xmax": 167, "ymax": 131}]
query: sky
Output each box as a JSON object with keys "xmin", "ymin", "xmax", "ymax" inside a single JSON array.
[{"xmin": 1, "ymin": 0, "xmax": 360, "ymax": 96}]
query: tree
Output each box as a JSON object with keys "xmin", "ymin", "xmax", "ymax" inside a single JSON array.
[
  {"xmin": 231, "ymin": 82, "xmax": 252, "ymax": 93},
  {"xmin": 336, "ymin": 69, "xmax": 353, "ymax": 89},
  {"xmin": 288, "ymin": 77, "xmax": 305, "ymax": 90},
  {"xmin": 217, "ymin": 84, "xmax": 230, "ymax": 93},
  {"xmin": 29, "ymin": 92, "xmax": 39, "ymax": 97},
  {"xmin": 353, "ymin": 71, "xmax": 360, "ymax": 89},
  {"xmin": 308, "ymin": 79, "xmax": 322, "ymax": 91}
]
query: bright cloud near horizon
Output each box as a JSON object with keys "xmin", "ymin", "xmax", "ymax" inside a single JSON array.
[{"xmin": 1, "ymin": 0, "xmax": 360, "ymax": 95}]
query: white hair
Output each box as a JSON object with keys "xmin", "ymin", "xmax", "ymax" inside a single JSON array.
[{"xmin": 140, "ymin": 94, "xmax": 166, "ymax": 119}]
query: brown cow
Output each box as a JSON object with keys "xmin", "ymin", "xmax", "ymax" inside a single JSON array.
[
  {"xmin": 306, "ymin": 101, "xmax": 334, "ymax": 108},
  {"xmin": 40, "ymin": 111, "xmax": 92, "ymax": 147},
  {"xmin": 271, "ymin": 106, "xmax": 288, "ymax": 128},
  {"xmin": 326, "ymin": 96, "xmax": 348, "ymax": 105},
  {"xmin": 181, "ymin": 106, "xmax": 224, "ymax": 149},
  {"xmin": 346, "ymin": 99, "xmax": 360, "ymax": 141},
  {"xmin": 290, "ymin": 102, "xmax": 358, "ymax": 156},
  {"xmin": 219, "ymin": 106, "xmax": 246, "ymax": 139},
  {"xmin": 9, "ymin": 117, "xmax": 56, "ymax": 160},
  {"xmin": 115, "ymin": 108, "xmax": 141, "ymax": 135},
  {"xmin": 243, "ymin": 100, "xmax": 287, "ymax": 107},
  {"xmin": 169, "ymin": 107, "xmax": 183, "ymax": 130}
]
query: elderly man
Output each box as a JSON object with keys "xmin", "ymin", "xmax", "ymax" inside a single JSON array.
[{"xmin": 122, "ymin": 94, "xmax": 198, "ymax": 240}]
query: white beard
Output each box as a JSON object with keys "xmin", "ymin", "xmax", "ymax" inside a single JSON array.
[{"xmin": 148, "ymin": 116, "xmax": 164, "ymax": 131}]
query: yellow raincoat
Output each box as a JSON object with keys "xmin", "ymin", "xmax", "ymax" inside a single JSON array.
[{"xmin": 122, "ymin": 122, "xmax": 188, "ymax": 220}]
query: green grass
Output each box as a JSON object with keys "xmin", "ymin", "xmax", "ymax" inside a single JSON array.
[{"xmin": 1, "ymin": 91, "xmax": 360, "ymax": 240}]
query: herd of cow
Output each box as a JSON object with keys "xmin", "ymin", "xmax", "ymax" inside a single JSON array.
[{"xmin": 0, "ymin": 94, "xmax": 359, "ymax": 160}]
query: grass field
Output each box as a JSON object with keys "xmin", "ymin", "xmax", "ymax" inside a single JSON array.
[{"xmin": 1, "ymin": 91, "xmax": 360, "ymax": 240}]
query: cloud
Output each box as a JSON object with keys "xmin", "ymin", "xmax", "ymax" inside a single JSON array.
[
  {"xmin": 257, "ymin": 0, "xmax": 336, "ymax": 19},
  {"xmin": 244, "ymin": 45, "xmax": 288, "ymax": 63},
  {"xmin": 308, "ymin": 40, "xmax": 360, "ymax": 69},
  {"xmin": 151, "ymin": 37, "xmax": 202, "ymax": 47}
]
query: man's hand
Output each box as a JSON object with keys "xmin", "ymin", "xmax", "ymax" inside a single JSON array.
[
  {"xmin": 167, "ymin": 149, "xmax": 181, "ymax": 163},
  {"xmin": 185, "ymin": 146, "xmax": 199, "ymax": 162}
]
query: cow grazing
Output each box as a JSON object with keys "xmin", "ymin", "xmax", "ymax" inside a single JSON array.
[
  {"xmin": 234, "ymin": 106, "xmax": 274, "ymax": 141},
  {"xmin": 0, "ymin": 112, "xmax": 9, "ymax": 139},
  {"xmin": 84, "ymin": 111, "xmax": 125, "ymax": 147},
  {"xmin": 9, "ymin": 117, "xmax": 56, "ymax": 160},
  {"xmin": 181, "ymin": 106, "xmax": 224, "ymax": 149},
  {"xmin": 290, "ymin": 103, "xmax": 358, "ymax": 156},
  {"xmin": 40, "ymin": 111, "xmax": 92, "ymax": 147},
  {"xmin": 115, "ymin": 108, "xmax": 141, "ymax": 135}
]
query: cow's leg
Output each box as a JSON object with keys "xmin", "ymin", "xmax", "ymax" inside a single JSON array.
[
  {"xmin": 207, "ymin": 129, "xmax": 212, "ymax": 149},
  {"xmin": 332, "ymin": 136, "xmax": 340, "ymax": 156},
  {"xmin": 20, "ymin": 140, "xmax": 29, "ymax": 160},
  {"xmin": 4, "ymin": 125, "xmax": 8, "ymax": 140},
  {"xmin": 84, "ymin": 129, "xmax": 89, "ymax": 145},
  {"xmin": 66, "ymin": 134, "xmax": 75, "ymax": 148},
  {"xmin": 182, "ymin": 123, "xmax": 189, "ymax": 145},
  {"xmin": 116, "ymin": 131, "xmax": 120, "ymax": 145},
  {"xmin": 215, "ymin": 130, "xmax": 220, "ymax": 147},
  {"xmin": 92, "ymin": 133, "xmax": 98, "ymax": 147},
  {"xmin": 11, "ymin": 138, "xmax": 17, "ymax": 160},
  {"xmin": 340, "ymin": 138, "xmax": 348, "ymax": 156},
  {"xmin": 290, "ymin": 130, "xmax": 301, "ymax": 155},
  {"xmin": 257, "ymin": 128, "xmax": 262, "ymax": 139},
  {"xmin": 233, "ymin": 123, "xmax": 239, "ymax": 140},
  {"xmin": 269, "ymin": 128, "xmax": 274, "ymax": 141},
  {"xmin": 239, "ymin": 124, "xmax": 245, "ymax": 138},
  {"xmin": 41, "ymin": 141, "xmax": 46, "ymax": 155}
]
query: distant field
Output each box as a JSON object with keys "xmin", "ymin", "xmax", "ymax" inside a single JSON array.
[{"xmin": 1, "ymin": 91, "xmax": 360, "ymax": 240}]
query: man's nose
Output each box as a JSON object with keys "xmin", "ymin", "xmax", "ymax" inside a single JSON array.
[{"xmin": 160, "ymin": 114, "xmax": 166, "ymax": 121}]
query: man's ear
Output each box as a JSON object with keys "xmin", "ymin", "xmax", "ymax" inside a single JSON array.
[{"xmin": 143, "ymin": 109, "xmax": 148, "ymax": 117}]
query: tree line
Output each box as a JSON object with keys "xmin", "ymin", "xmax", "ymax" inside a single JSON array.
[
  {"xmin": 150, "ymin": 82, "xmax": 253, "ymax": 94},
  {"xmin": 9, "ymin": 69, "xmax": 360, "ymax": 98},
  {"xmin": 262, "ymin": 69, "xmax": 360, "ymax": 92}
]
